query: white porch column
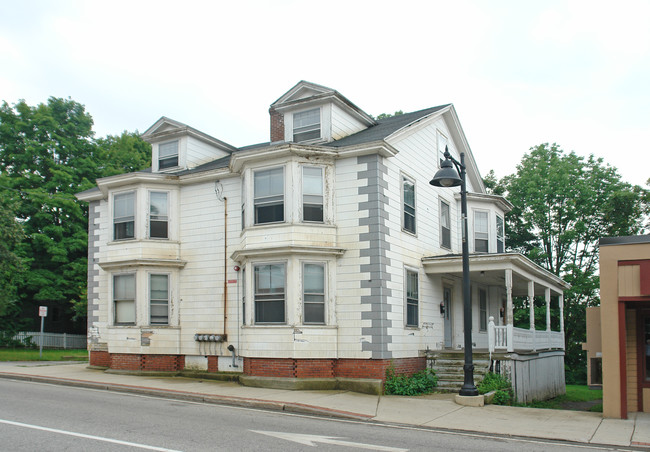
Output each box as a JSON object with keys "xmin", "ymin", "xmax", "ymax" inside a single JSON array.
[
  {"xmin": 545, "ymin": 287, "xmax": 551, "ymax": 332},
  {"xmin": 559, "ymin": 293, "xmax": 565, "ymax": 333},
  {"xmin": 528, "ymin": 280, "xmax": 536, "ymax": 352},
  {"xmin": 505, "ymin": 269, "xmax": 513, "ymax": 326},
  {"xmin": 528, "ymin": 281, "xmax": 535, "ymax": 331}
]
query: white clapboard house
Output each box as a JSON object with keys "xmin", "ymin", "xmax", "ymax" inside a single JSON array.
[{"xmin": 77, "ymin": 81, "xmax": 568, "ymax": 398}]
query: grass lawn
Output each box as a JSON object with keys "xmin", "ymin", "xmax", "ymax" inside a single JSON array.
[
  {"xmin": 525, "ymin": 385, "xmax": 603, "ymax": 412},
  {"xmin": 0, "ymin": 348, "xmax": 88, "ymax": 362}
]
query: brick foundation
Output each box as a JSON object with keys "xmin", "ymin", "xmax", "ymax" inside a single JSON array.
[
  {"xmin": 90, "ymin": 351, "xmax": 425, "ymax": 380},
  {"xmin": 89, "ymin": 350, "xmax": 111, "ymax": 368},
  {"xmin": 244, "ymin": 357, "xmax": 425, "ymax": 380}
]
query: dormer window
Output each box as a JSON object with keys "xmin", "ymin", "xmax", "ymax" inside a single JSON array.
[
  {"xmin": 293, "ymin": 108, "xmax": 320, "ymax": 142},
  {"xmin": 158, "ymin": 140, "xmax": 179, "ymax": 169}
]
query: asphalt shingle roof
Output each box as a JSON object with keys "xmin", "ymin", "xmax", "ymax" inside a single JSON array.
[{"xmin": 324, "ymin": 105, "xmax": 450, "ymax": 147}]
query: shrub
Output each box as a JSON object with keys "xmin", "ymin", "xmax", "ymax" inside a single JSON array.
[
  {"xmin": 384, "ymin": 365, "xmax": 438, "ymax": 396},
  {"xmin": 478, "ymin": 372, "xmax": 514, "ymax": 405}
]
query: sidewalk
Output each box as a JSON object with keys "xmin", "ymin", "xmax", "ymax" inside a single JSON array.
[{"xmin": 0, "ymin": 361, "xmax": 648, "ymax": 448}]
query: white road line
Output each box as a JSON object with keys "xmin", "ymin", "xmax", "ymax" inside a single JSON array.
[{"xmin": 0, "ymin": 419, "xmax": 183, "ymax": 452}]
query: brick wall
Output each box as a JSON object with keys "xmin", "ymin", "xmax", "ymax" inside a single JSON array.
[
  {"xmin": 269, "ymin": 108, "xmax": 284, "ymax": 142},
  {"xmin": 89, "ymin": 350, "xmax": 111, "ymax": 368},
  {"xmin": 244, "ymin": 357, "xmax": 426, "ymax": 380},
  {"xmin": 142, "ymin": 354, "xmax": 184, "ymax": 372},
  {"xmin": 111, "ymin": 353, "xmax": 142, "ymax": 370},
  {"xmin": 207, "ymin": 356, "xmax": 219, "ymax": 372}
]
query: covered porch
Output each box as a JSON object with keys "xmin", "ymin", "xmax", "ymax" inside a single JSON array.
[{"xmin": 422, "ymin": 252, "xmax": 570, "ymax": 354}]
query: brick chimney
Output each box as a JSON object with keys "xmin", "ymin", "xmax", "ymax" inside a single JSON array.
[{"xmin": 269, "ymin": 108, "xmax": 285, "ymax": 143}]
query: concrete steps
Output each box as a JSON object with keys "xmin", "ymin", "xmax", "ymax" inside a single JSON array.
[{"xmin": 427, "ymin": 351, "xmax": 491, "ymax": 393}]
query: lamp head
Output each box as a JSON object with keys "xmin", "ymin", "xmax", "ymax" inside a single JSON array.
[{"xmin": 430, "ymin": 158, "xmax": 462, "ymax": 187}]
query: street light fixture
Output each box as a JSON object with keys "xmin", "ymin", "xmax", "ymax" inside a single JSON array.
[{"xmin": 430, "ymin": 146, "xmax": 478, "ymax": 397}]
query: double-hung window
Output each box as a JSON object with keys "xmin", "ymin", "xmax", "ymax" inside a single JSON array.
[
  {"xmin": 114, "ymin": 274, "xmax": 135, "ymax": 325},
  {"xmin": 303, "ymin": 263, "xmax": 325, "ymax": 324},
  {"xmin": 479, "ymin": 288, "xmax": 488, "ymax": 331},
  {"xmin": 437, "ymin": 131, "xmax": 448, "ymax": 167},
  {"xmin": 254, "ymin": 263, "xmax": 285, "ymax": 323},
  {"xmin": 475, "ymin": 211, "xmax": 489, "ymax": 253},
  {"xmin": 402, "ymin": 177, "xmax": 416, "ymax": 234},
  {"xmin": 293, "ymin": 108, "xmax": 320, "ymax": 142},
  {"xmin": 149, "ymin": 192, "xmax": 168, "ymax": 239},
  {"xmin": 496, "ymin": 215, "xmax": 505, "ymax": 253},
  {"xmin": 114, "ymin": 192, "xmax": 135, "ymax": 240},
  {"xmin": 158, "ymin": 140, "xmax": 179, "ymax": 169},
  {"xmin": 303, "ymin": 167, "xmax": 324, "ymax": 222},
  {"xmin": 406, "ymin": 270, "xmax": 419, "ymax": 327},
  {"xmin": 254, "ymin": 167, "xmax": 284, "ymax": 224},
  {"xmin": 150, "ymin": 274, "xmax": 169, "ymax": 325},
  {"xmin": 440, "ymin": 200, "xmax": 451, "ymax": 249}
]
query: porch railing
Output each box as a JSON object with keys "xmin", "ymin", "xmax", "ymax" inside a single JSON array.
[{"xmin": 488, "ymin": 317, "xmax": 564, "ymax": 353}]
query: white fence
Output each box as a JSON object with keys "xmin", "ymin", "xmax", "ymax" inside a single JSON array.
[
  {"xmin": 488, "ymin": 317, "xmax": 564, "ymax": 353},
  {"xmin": 12, "ymin": 332, "xmax": 87, "ymax": 349}
]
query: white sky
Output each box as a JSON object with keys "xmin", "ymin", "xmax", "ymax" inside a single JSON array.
[{"xmin": 1, "ymin": 0, "xmax": 649, "ymax": 186}]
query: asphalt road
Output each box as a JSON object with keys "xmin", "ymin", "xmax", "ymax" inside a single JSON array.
[{"xmin": 0, "ymin": 379, "xmax": 624, "ymax": 451}]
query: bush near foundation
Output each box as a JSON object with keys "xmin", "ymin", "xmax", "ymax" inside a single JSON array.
[
  {"xmin": 384, "ymin": 365, "xmax": 438, "ymax": 396},
  {"xmin": 478, "ymin": 372, "xmax": 513, "ymax": 405}
]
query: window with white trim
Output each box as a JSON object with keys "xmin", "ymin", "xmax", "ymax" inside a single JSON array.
[
  {"xmin": 114, "ymin": 192, "xmax": 135, "ymax": 240},
  {"xmin": 303, "ymin": 263, "xmax": 325, "ymax": 324},
  {"xmin": 440, "ymin": 200, "xmax": 451, "ymax": 249},
  {"xmin": 254, "ymin": 167, "xmax": 284, "ymax": 224},
  {"xmin": 437, "ymin": 131, "xmax": 448, "ymax": 167},
  {"xmin": 293, "ymin": 108, "xmax": 320, "ymax": 142},
  {"xmin": 149, "ymin": 192, "xmax": 168, "ymax": 239},
  {"xmin": 302, "ymin": 167, "xmax": 324, "ymax": 222},
  {"xmin": 402, "ymin": 176, "xmax": 416, "ymax": 234},
  {"xmin": 479, "ymin": 288, "xmax": 487, "ymax": 331},
  {"xmin": 475, "ymin": 211, "xmax": 489, "ymax": 253},
  {"xmin": 149, "ymin": 274, "xmax": 169, "ymax": 325},
  {"xmin": 158, "ymin": 140, "xmax": 179, "ymax": 169},
  {"xmin": 406, "ymin": 269, "xmax": 419, "ymax": 327},
  {"xmin": 496, "ymin": 215, "xmax": 505, "ymax": 253},
  {"xmin": 114, "ymin": 273, "xmax": 135, "ymax": 325},
  {"xmin": 254, "ymin": 263, "xmax": 285, "ymax": 323}
]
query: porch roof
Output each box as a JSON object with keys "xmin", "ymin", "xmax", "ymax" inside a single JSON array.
[{"xmin": 422, "ymin": 252, "xmax": 570, "ymax": 296}]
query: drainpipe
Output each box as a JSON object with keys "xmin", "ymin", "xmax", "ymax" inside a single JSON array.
[{"xmin": 215, "ymin": 182, "xmax": 228, "ymax": 340}]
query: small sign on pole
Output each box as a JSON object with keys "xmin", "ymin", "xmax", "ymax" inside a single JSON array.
[{"xmin": 38, "ymin": 306, "xmax": 47, "ymax": 358}]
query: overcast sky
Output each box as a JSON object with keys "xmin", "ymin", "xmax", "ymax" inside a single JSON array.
[{"xmin": 1, "ymin": 0, "xmax": 648, "ymax": 186}]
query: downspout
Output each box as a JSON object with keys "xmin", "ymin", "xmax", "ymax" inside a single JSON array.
[{"xmin": 215, "ymin": 181, "xmax": 228, "ymax": 340}]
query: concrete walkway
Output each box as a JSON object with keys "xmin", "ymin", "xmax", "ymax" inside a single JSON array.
[{"xmin": 0, "ymin": 361, "xmax": 648, "ymax": 448}]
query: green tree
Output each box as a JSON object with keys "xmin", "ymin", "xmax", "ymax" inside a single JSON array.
[
  {"xmin": 0, "ymin": 98, "xmax": 152, "ymax": 331},
  {"xmin": 492, "ymin": 143, "xmax": 647, "ymax": 383},
  {"xmin": 374, "ymin": 110, "xmax": 404, "ymax": 120}
]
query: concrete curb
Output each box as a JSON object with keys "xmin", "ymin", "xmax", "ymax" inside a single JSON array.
[{"xmin": 0, "ymin": 372, "xmax": 372, "ymax": 421}]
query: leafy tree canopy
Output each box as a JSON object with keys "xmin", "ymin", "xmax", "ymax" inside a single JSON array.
[
  {"xmin": 0, "ymin": 97, "xmax": 151, "ymax": 330},
  {"xmin": 487, "ymin": 143, "xmax": 648, "ymax": 383},
  {"xmin": 374, "ymin": 110, "xmax": 404, "ymax": 120}
]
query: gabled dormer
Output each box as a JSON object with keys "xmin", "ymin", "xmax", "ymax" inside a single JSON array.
[
  {"xmin": 269, "ymin": 81, "xmax": 376, "ymax": 144},
  {"xmin": 142, "ymin": 117, "xmax": 237, "ymax": 173}
]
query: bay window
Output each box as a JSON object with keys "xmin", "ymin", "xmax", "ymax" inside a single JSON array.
[
  {"xmin": 475, "ymin": 210, "xmax": 489, "ymax": 253},
  {"xmin": 149, "ymin": 274, "xmax": 169, "ymax": 325},
  {"xmin": 303, "ymin": 263, "xmax": 325, "ymax": 324},
  {"xmin": 114, "ymin": 274, "xmax": 135, "ymax": 325},
  {"xmin": 302, "ymin": 167, "xmax": 323, "ymax": 222},
  {"xmin": 254, "ymin": 263, "xmax": 285, "ymax": 323},
  {"xmin": 114, "ymin": 192, "xmax": 135, "ymax": 240},
  {"xmin": 254, "ymin": 167, "xmax": 284, "ymax": 224},
  {"xmin": 149, "ymin": 192, "xmax": 168, "ymax": 239}
]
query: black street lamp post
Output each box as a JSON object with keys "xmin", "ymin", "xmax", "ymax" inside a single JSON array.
[{"xmin": 430, "ymin": 147, "xmax": 478, "ymax": 397}]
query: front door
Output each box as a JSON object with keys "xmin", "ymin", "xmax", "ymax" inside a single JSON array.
[{"xmin": 444, "ymin": 286, "xmax": 453, "ymax": 348}]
